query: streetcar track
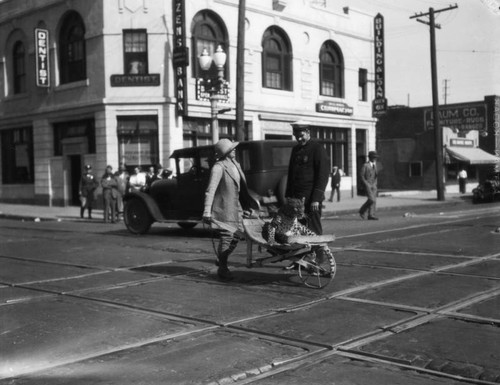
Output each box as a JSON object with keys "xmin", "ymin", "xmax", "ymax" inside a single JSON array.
[{"xmin": 1, "ymin": 210, "xmax": 500, "ymax": 382}]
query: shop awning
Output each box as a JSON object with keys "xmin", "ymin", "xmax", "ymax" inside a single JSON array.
[{"xmin": 446, "ymin": 146, "xmax": 500, "ymax": 165}]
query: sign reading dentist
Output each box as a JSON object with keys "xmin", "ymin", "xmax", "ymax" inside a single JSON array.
[{"xmin": 35, "ymin": 28, "xmax": 50, "ymax": 87}]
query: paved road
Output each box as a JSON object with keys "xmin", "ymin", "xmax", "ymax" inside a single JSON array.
[{"xmin": 0, "ymin": 200, "xmax": 499, "ymax": 384}]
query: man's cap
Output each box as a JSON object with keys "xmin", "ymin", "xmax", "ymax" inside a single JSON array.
[
  {"xmin": 84, "ymin": 164, "xmax": 92, "ymax": 170},
  {"xmin": 368, "ymin": 151, "xmax": 379, "ymax": 159},
  {"xmin": 291, "ymin": 120, "xmax": 311, "ymax": 132},
  {"xmin": 214, "ymin": 138, "xmax": 239, "ymax": 158}
]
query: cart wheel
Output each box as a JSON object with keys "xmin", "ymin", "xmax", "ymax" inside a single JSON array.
[{"xmin": 297, "ymin": 247, "xmax": 336, "ymax": 289}]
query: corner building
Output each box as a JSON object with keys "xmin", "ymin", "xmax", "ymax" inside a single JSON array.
[{"xmin": 0, "ymin": 0, "xmax": 377, "ymax": 206}]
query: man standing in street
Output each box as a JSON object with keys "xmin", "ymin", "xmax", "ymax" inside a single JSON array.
[
  {"xmin": 286, "ymin": 121, "xmax": 329, "ymax": 235},
  {"xmin": 359, "ymin": 151, "xmax": 379, "ymax": 220}
]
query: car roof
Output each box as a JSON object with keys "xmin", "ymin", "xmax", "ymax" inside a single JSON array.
[{"xmin": 169, "ymin": 140, "xmax": 294, "ymax": 158}]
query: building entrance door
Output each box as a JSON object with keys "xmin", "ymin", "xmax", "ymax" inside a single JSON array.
[{"xmin": 69, "ymin": 155, "xmax": 82, "ymax": 206}]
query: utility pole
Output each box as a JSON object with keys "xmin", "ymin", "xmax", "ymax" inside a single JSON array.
[
  {"xmin": 410, "ymin": 4, "xmax": 457, "ymax": 202},
  {"xmin": 443, "ymin": 79, "xmax": 450, "ymax": 104},
  {"xmin": 235, "ymin": 0, "xmax": 246, "ymax": 141}
]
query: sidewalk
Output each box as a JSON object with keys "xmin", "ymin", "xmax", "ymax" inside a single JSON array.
[{"xmin": 0, "ymin": 191, "xmax": 469, "ymax": 222}]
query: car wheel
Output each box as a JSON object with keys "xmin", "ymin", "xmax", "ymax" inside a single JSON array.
[
  {"xmin": 177, "ymin": 222, "xmax": 197, "ymax": 229},
  {"xmin": 124, "ymin": 198, "xmax": 153, "ymax": 234}
]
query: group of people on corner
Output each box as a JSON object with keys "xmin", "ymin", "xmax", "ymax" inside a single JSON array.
[
  {"xmin": 203, "ymin": 122, "xmax": 380, "ymax": 281},
  {"xmin": 78, "ymin": 163, "xmax": 173, "ymax": 223}
]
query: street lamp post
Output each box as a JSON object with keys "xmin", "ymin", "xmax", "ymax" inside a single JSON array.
[{"xmin": 198, "ymin": 45, "xmax": 227, "ymax": 143}]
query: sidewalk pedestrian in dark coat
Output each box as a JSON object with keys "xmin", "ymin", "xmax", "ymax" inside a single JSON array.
[
  {"xmin": 101, "ymin": 165, "xmax": 118, "ymax": 223},
  {"xmin": 285, "ymin": 122, "xmax": 329, "ymax": 235},
  {"xmin": 79, "ymin": 164, "xmax": 99, "ymax": 219},
  {"xmin": 359, "ymin": 151, "xmax": 379, "ymax": 220},
  {"xmin": 328, "ymin": 166, "xmax": 342, "ymax": 202}
]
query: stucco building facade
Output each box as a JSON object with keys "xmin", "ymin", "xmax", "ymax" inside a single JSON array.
[{"xmin": 0, "ymin": 0, "xmax": 377, "ymax": 206}]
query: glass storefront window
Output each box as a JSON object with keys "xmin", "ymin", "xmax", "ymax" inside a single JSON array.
[
  {"xmin": 2, "ymin": 127, "xmax": 34, "ymax": 184},
  {"xmin": 117, "ymin": 116, "xmax": 158, "ymax": 169}
]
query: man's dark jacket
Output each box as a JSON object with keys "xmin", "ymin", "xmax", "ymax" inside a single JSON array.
[{"xmin": 285, "ymin": 140, "xmax": 329, "ymax": 203}]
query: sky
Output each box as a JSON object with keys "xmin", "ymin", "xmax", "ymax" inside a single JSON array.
[{"xmin": 342, "ymin": 0, "xmax": 500, "ymax": 107}]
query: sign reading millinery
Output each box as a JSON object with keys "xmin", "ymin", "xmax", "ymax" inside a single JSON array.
[
  {"xmin": 316, "ymin": 101, "xmax": 353, "ymax": 115},
  {"xmin": 173, "ymin": 0, "xmax": 188, "ymax": 115},
  {"xmin": 110, "ymin": 74, "xmax": 160, "ymax": 87},
  {"xmin": 424, "ymin": 104, "xmax": 487, "ymax": 132},
  {"xmin": 372, "ymin": 13, "xmax": 387, "ymax": 117},
  {"xmin": 35, "ymin": 28, "xmax": 50, "ymax": 87}
]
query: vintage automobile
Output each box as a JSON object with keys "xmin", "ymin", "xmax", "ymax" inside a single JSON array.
[
  {"xmin": 472, "ymin": 171, "xmax": 500, "ymax": 203},
  {"xmin": 123, "ymin": 140, "xmax": 295, "ymax": 234}
]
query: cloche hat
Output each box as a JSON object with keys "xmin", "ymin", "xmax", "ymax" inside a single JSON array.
[{"xmin": 214, "ymin": 138, "xmax": 239, "ymax": 158}]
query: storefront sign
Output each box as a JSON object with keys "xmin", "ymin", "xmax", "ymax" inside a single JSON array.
[
  {"xmin": 316, "ymin": 101, "xmax": 353, "ymax": 115},
  {"xmin": 196, "ymin": 79, "xmax": 229, "ymax": 102},
  {"xmin": 424, "ymin": 104, "xmax": 487, "ymax": 132},
  {"xmin": 110, "ymin": 74, "xmax": 160, "ymax": 87},
  {"xmin": 372, "ymin": 13, "xmax": 387, "ymax": 117},
  {"xmin": 450, "ymin": 138, "xmax": 474, "ymax": 147},
  {"xmin": 173, "ymin": 0, "xmax": 188, "ymax": 115},
  {"xmin": 35, "ymin": 28, "xmax": 50, "ymax": 87}
]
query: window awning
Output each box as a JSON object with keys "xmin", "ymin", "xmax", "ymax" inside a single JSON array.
[{"xmin": 446, "ymin": 146, "xmax": 500, "ymax": 165}]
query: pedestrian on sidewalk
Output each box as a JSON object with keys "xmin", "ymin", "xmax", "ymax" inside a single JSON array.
[
  {"xmin": 129, "ymin": 166, "xmax": 147, "ymax": 192},
  {"xmin": 359, "ymin": 151, "xmax": 379, "ymax": 220},
  {"xmin": 203, "ymin": 139, "xmax": 258, "ymax": 281},
  {"xmin": 115, "ymin": 163, "xmax": 129, "ymax": 222},
  {"xmin": 101, "ymin": 165, "xmax": 119, "ymax": 223},
  {"xmin": 328, "ymin": 166, "xmax": 342, "ymax": 202},
  {"xmin": 457, "ymin": 168, "xmax": 468, "ymax": 194},
  {"xmin": 286, "ymin": 122, "xmax": 329, "ymax": 235},
  {"xmin": 78, "ymin": 164, "xmax": 99, "ymax": 219}
]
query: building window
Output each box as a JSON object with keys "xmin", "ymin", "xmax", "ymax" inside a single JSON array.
[
  {"xmin": 13, "ymin": 41, "xmax": 26, "ymax": 94},
  {"xmin": 310, "ymin": 127, "xmax": 349, "ymax": 173},
  {"xmin": 117, "ymin": 116, "xmax": 159, "ymax": 168},
  {"xmin": 359, "ymin": 68, "xmax": 368, "ymax": 101},
  {"xmin": 191, "ymin": 10, "xmax": 228, "ymax": 80},
  {"xmin": 262, "ymin": 26, "xmax": 293, "ymax": 90},
  {"xmin": 59, "ymin": 11, "xmax": 86, "ymax": 84},
  {"xmin": 409, "ymin": 162, "xmax": 423, "ymax": 177},
  {"xmin": 1, "ymin": 127, "xmax": 34, "ymax": 184},
  {"xmin": 319, "ymin": 40, "xmax": 343, "ymax": 97},
  {"xmin": 182, "ymin": 117, "xmax": 240, "ymax": 147},
  {"xmin": 123, "ymin": 30, "xmax": 148, "ymax": 74},
  {"xmin": 53, "ymin": 119, "xmax": 96, "ymax": 156}
]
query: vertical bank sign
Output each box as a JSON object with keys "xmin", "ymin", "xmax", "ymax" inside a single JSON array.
[
  {"xmin": 173, "ymin": 0, "xmax": 188, "ymax": 116},
  {"xmin": 372, "ymin": 13, "xmax": 387, "ymax": 117},
  {"xmin": 35, "ymin": 28, "xmax": 50, "ymax": 87}
]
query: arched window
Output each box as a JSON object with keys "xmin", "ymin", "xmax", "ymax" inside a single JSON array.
[
  {"xmin": 319, "ymin": 40, "xmax": 344, "ymax": 97},
  {"xmin": 262, "ymin": 26, "xmax": 292, "ymax": 91},
  {"xmin": 59, "ymin": 11, "xmax": 86, "ymax": 84},
  {"xmin": 191, "ymin": 10, "xmax": 228, "ymax": 80},
  {"xmin": 13, "ymin": 41, "xmax": 26, "ymax": 94}
]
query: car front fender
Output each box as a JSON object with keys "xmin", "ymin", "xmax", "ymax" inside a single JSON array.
[{"xmin": 123, "ymin": 191, "xmax": 165, "ymax": 222}]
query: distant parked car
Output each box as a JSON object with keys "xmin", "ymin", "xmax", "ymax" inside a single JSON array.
[
  {"xmin": 123, "ymin": 140, "xmax": 294, "ymax": 234},
  {"xmin": 472, "ymin": 171, "xmax": 500, "ymax": 203}
]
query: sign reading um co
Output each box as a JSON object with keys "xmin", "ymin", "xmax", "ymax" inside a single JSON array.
[{"xmin": 424, "ymin": 105, "xmax": 487, "ymax": 132}]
